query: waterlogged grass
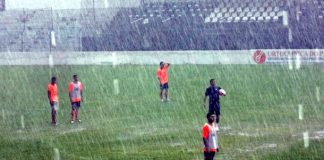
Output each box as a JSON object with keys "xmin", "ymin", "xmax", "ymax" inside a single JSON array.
[{"xmin": 0, "ymin": 65, "xmax": 323, "ymax": 159}]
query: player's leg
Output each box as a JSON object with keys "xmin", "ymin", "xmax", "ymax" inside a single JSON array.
[
  {"xmin": 203, "ymin": 151, "xmax": 214, "ymax": 160},
  {"xmin": 51, "ymin": 103, "xmax": 56, "ymax": 125},
  {"xmin": 208, "ymin": 103, "xmax": 216, "ymax": 115},
  {"xmin": 52, "ymin": 101, "xmax": 59, "ymax": 125},
  {"xmin": 215, "ymin": 103, "xmax": 221, "ymax": 131},
  {"xmin": 160, "ymin": 84, "xmax": 164, "ymax": 101},
  {"xmin": 75, "ymin": 102, "xmax": 81, "ymax": 122},
  {"xmin": 164, "ymin": 83, "xmax": 169, "ymax": 101},
  {"xmin": 210, "ymin": 152, "xmax": 216, "ymax": 160},
  {"xmin": 71, "ymin": 102, "xmax": 76, "ymax": 123}
]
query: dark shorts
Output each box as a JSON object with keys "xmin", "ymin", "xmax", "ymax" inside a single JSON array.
[
  {"xmin": 209, "ymin": 102, "xmax": 220, "ymax": 116},
  {"xmin": 160, "ymin": 83, "xmax": 169, "ymax": 90},
  {"xmin": 71, "ymin": 101, "xmax": 81, "ymax": 110},
  {"xmin": 204, "ymin": 151, "xmax": 216, "ymax": 160}
]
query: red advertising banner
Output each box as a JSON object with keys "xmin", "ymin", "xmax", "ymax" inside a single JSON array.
[{"xmin": 252, "ymin": 50, "xmax": 324, "ymax": 64}]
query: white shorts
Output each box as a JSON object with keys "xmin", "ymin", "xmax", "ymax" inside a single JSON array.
[{"xmin": 52, "ymin": 101, "xmax": 59, "ymax": 111}]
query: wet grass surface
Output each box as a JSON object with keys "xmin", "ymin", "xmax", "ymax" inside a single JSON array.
[{"xmin": 0, "ymin": 65, "xmax": 323, "ymax": 159}]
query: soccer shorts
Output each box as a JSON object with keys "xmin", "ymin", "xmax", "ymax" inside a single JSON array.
[
  {"xmin": 51, "ymin": 101, "xmax": 59, "ymax": 111},
  {"xmin": 160, "ymin": 83, "xmax": 169, "ymax": 90},
  {"xmin": 71, "ymin": 101, "xmax": 81, "ymax": 110},
  {"xmin": 204, "ymin": 151, "xmax": 216, "ymax": 160},
  {"xmin": 209, "ymin": 102, "xmax": 220, "ymax": 116}
]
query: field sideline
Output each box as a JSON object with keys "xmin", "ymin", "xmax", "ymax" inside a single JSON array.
[{"xmin": 0, "ymin": 64, "xmax": 323, "ymax": 160}]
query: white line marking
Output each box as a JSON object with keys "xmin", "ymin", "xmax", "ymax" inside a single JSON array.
[
  {"xmin": 54, "ymin": 148, "xmax": 60, "ymax": 160},
  {"xmin": 316, "ymin": 86, "xmax": 320, "ymax": 102},
  {"xmin": 113, "ymin": 79, "xmax": 120, "ymax": 95},
  {"xmin": 303, "ymin": 131, "xmax": 309, "ymax": 148},
  {"xmin": 21, "ymin": 115, "xmax": 25, "ymax": 129},
  {"xmin": 298, "ymin": 104, "xmax": 303, "ymax": 120}
]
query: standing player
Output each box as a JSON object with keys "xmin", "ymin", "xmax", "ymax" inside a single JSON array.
[
  {"xmin": 156, "ymin": 61, "xmax": 171, "ymax": 102},
  {"xmin": 47, "ymin": 76, "xmax": 59, "ymax": 126},
  {"xmin": 69, "ymin": 74, "xmax": 83, "ymax": 124},
  {"xmin": 202, "ymin": 112, "xmax": 218, "ymax": 160},
  {"xmin": 204, "ymin": 79, "xmax": 226, "ymax": 131}
]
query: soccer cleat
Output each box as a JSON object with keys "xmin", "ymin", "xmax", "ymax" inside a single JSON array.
[
  {"xmin": 166, "ymin": 98, "xmax": 170, "ymax": 102},
  {"xmin": 161, "ymin": 99, "xmax": 164, "ymax": 102},
  {"xmin": 77, "ymin": 119, "xmax": 82, "ymax": 123},
  {"xmin": 71, "ymin": 120, "xmax": 75, "ymax": 124}
]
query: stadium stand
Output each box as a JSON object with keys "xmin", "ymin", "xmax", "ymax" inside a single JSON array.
[
  {"xmin": 101, "ymin": 0, "xmax": 289, "ymax": 50},
  {"xmin": 0, "ymin": 0, "xmax": 323, "ymax": 52}
]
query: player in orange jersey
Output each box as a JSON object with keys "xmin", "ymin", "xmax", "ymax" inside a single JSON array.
[
  {"xmin": 68, "ymin": 74, "xmax": 83, "ymax": 124},
  {"xmin": 156, "ymin": 61, "xmax": 171, "ymax": 102},
  {"xmin": 202, "ymin": 112, "xmax": 219, "ymax": 160},
  {"xmin": 47, "ymin": 76, "xmax": 59, "ymax": 126}
]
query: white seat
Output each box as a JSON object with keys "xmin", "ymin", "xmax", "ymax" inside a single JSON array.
[
  {"xmin": 227, "ymin": 17, "xmax": 234, "ymax": 22},
  {"xmin": 242, "ymin": 16, "xmax": 249, "ymax": 21},
  {"xmin": 269, "ymin": 11, "xmax": 276, "ymax": 17},
  {"xmin": 210, "ymin": 12, "xmax": 216, "ymax": 18},
  {"xmin": 239, "ymin": 12, "xmax": 245, "ymax": 17},
  {"xmin": 212, "ymin": 17, "xmax": 218, "ymax": 23},
  {"xmin": 251, "ymin": 7, "xmax": 257, "ymax": 12},
  {"xmin": 273, "ymin": 16, "xmax": 279, "ymax": 21},
  {"xmin": 277, "ymin": 11, "xmax": 283, "ymax": 16},
  {"xmin": 250, "ymin": 16, "xmax": 256, "ymax": 21},
  {"xmin": 246, "ymin": 12, "xmax": 253, "ymax": 17},
  {"xmin": 216, "ymin": 13, "xmax": 223, "ymax": 18},
  {"xmin": 274, "ymin": 7, "xmax": 280, "ymax": 12},
  {"xmin": 237, "ymin": 7, "xmax": 243, "ymax": 12},
  {"xmin": 234, "ymin": 16, "xmax": 240, "ymax": 22},
  {"xmin": 262, "ymin": 12, "xmax": 268, "ymax": 17},
  {"xmin": 214, "ymin": 8, "xmax": 220, "ymax": 12},
  {"xmin": 243, "ymin": 8, "xmax": 250, "ymax": 12},
  {"xmin": 267, "ymin": 7, "xmax": 273, "ymax": 12},
  {"xmin": 257, "ymin": 16, "xmax": 264, "ymax": 21},
  {"xmin": 254, "ymin": 12, "xmax": 261, "ymax": 17},
  {"xmin": 205, "ymin": 17, "xmax": 211, "ymax": 23},
  {"xmin": 221, "ymin": 8, "xmax": 228, "ymax": 12},
  {"xmin": 229, "ymin": 8, "xmax": 235, "ymax": 13}
]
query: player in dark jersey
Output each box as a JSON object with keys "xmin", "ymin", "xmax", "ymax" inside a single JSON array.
[{"xmin": 204, "ymin": 79, "xmax": 226, "ymax": 131}]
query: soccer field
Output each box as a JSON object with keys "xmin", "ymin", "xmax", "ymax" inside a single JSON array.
[{"xmin": 0, "ymin": 64, "xmax": 323, "ymax": 160}]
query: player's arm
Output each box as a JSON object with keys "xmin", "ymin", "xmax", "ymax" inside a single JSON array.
[
  {"xmin": 156, "ymin": 71, "xmax": 161, "ymax": 83},
  {"xmin": 202, "ymin": 126, "xmax": 210, "ymax": 151},
  {"xmin": 69, "ymin": 92, "xmax": 72, "ymax": 102},
  {"xmin": 47, "ymin": 90, "xmax": 53, "ymax": 105},
  {"xmin": 203, "ymin": 138, "xmax": 209, "ymax": 151},
  {"xmin": 204, "ymin": 89, "xmax": 209, "ymax": 106},
  {"xmin": 80, "ymin": 86, "xmax": 84, "ymax": 103},
  {"xmin": 68, "ymin": 84, "xmax": 73, "ymax": 103}
]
